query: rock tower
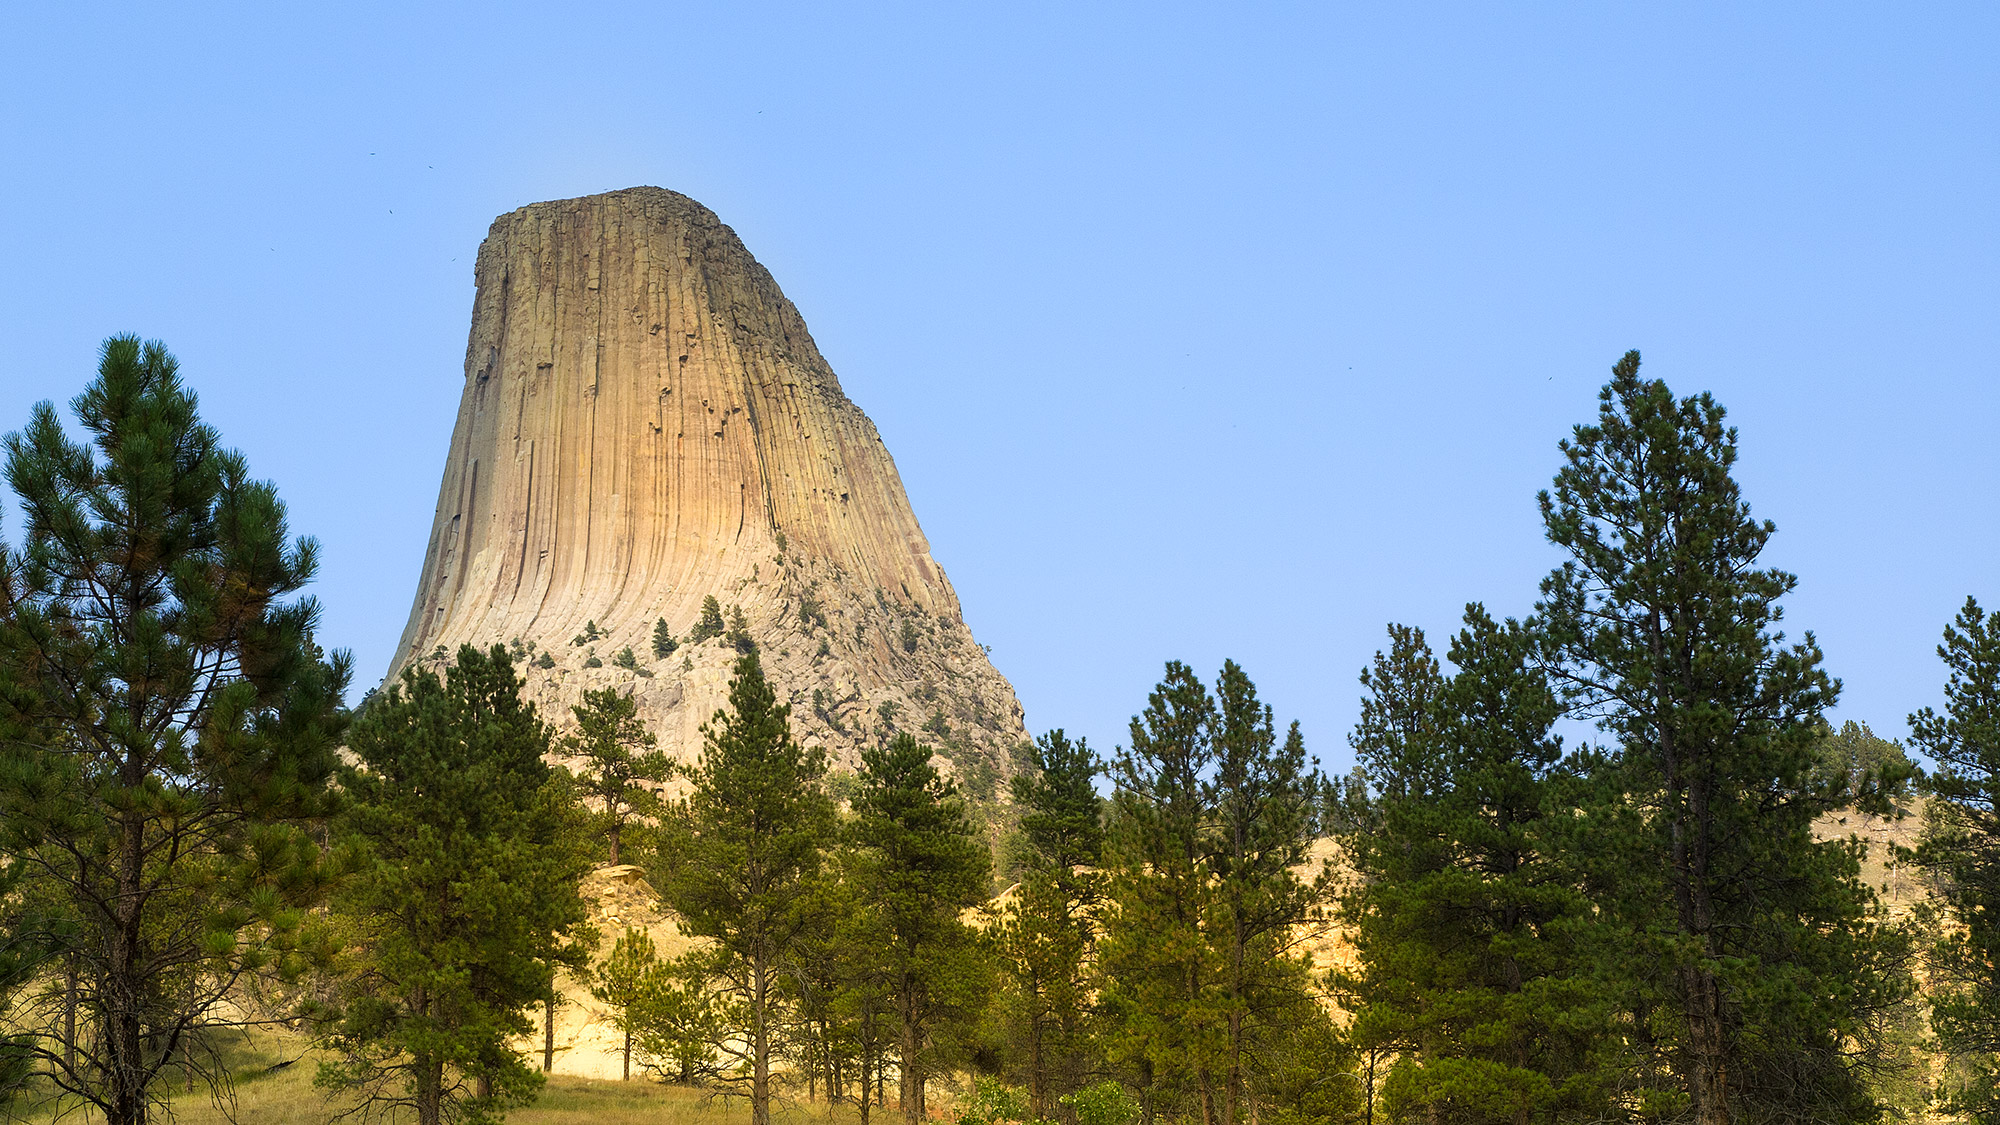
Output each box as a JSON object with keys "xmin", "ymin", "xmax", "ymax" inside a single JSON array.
[{"xmin": 389, "ymin": 187, "xmax": 1025, "ymax": 792}]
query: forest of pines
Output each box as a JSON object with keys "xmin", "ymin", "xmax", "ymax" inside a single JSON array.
[{"xmin": 1, "ymin": 339, "xmax": 1997, "ymax": 1125}]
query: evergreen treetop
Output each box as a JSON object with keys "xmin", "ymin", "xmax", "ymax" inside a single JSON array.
[{"xmin": 0, "ymin": 336, "xmax": 350, "ymax": 1125}]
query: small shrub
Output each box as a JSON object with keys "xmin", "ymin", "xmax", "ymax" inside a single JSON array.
[
  {"xmin": 1060, "ymin": 1082, "xmax": 1137, "ymax": 1125},
  {"xmin": 774, "ymin": 528, "xmax": 788, "ymax": 554},
  {"xmin": 614, "ymin": 647, "xmax": 639, "ymax": 670},
  {"xmin": 959, "ymin": 1078, "xmax": 1030, "ymax": 1125},
  {"xmin": 652, "ymin": 618, "xmax": 677, "ymax": 659},
  {"xmin": 813, "ymin": 689, "xmax": 846, "ymax": 734},
  {"xmin": 825, "ymin": 768, "xmax": 860, "ymax": 806},
  {"xmin": 900, "ymin": 620, "xmax": 920, "ymax": 654},
  {"xmin": 814, "ymin": 638, "xmax": 830, "ymax": 659},
  {"xmin": 584, "ymin": 649, "xmax": 603, "ymax": 669},
  {"xmin": 798, "ymin": 593, "xmax": 826, "ymax": 630},
  {"xmin": 534, "ymin": 652, "xmax": 555, "ymax": 670},
  {"xmin": 877, "ymin": 700, "xmax": 901, "ymax": 728},
  {"xmin": 924, "ymin": 709, "xmax": 950, "ymax": 740}
]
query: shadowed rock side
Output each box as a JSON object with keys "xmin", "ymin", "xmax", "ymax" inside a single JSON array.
[{"xmin": 388, "ymin": 187, "xmax": 1025, "ymax": 788}]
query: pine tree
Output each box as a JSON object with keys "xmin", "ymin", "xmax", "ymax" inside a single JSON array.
[
  {"xmin": 690, "ymin": 596, "xmax": 726, "ymax": 643},
  {"xmin": 653, "ymin": 617, "xmax": 678, "ymax": 659},
  {"xmin": 0, "ymin": 337, "xmax": 349, "ymax": 1125},
  {"xmin": 1339, "ymin": 609, "xmax": 1623, "ymax": 1124},
  {"xmin": 849, "ymin": 731, "xmax": 993, "ymax": 1125},
  {"xmin": 997, "ymin": 729, "xmax": 1105, "ymax": 1119},
  {"xmin": 1205, "ymin": 661, "xmax": 1328, "ymax": 1125},
  {"xmin": 656, "ymin": 650, "xmax": 833, "ymax": 1125},
  {"xmin": 1911, "ymin": 597, "xmax": 2000, "ymax": 1120},
  {"xmin": 590, "ymin": 928, "xmax": 662, "ymax": 1081},
  {"xmin": 1100, "ymin": 663, "xmax": 1223, "ymax": 1125},
  {"xmin": 634, "ymin": 954, "xmax": 729, "ymax": 1086},
  {"xmin": 317, "ymin": 645, "xmax": 591, "ymax": 1125},
  {"xmin": 1537, "ymin": 352, "xmax": 1906, "ymax": 1123},
  {"xmin": 563, "ymin": 688, "xmax": 669, "ymax": 865}
]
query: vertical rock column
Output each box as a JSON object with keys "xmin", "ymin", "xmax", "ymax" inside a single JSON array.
[{"xmin": 389, "ymin": 187, "xmax": 1026, "ymax": 775}]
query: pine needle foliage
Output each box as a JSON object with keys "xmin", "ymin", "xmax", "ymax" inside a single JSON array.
[
  {"xmin": 1339, "ymin": 608, "xmax": 1626, "ymax": 1124},
  {"xmin": 1537, "ymin": 351, "xmax": 1909, "ymax": 1125},
  {"xmin": 849, "ymin": 731, "xmax": 993, "ymax": 1125},
  {"xmin": 1912, "ymin": 597, "xmax": 2000, "ymax": 1121},
  {"xmin": 997, "ymin": 729, "xmax": 1105, "ymax": 1119},
  {"xmin": 0, "ymin": 336, "xmax": 350, "ymax": 1125},
  {"xmin": 316, "ymin": 644, "xmax": 592, "ymax": 1125},
  {"xmin": 690, "ymin": 596, "xmax": 726, "ymax": 643},
  {"xmin": 1100, "ymin": 661, "xmax": 1328, "ymax": 1125},
  {"xmin": 656, "ymin": 650, "xmax": 833, "ymax": 1125},
  {"xmin": 563, "ymin": 688, "xmax": 669, "ymax": 865}
]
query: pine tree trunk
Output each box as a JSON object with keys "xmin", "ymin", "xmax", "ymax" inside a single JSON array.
[
  {"xmin": 109, "ymin": 804, "xmax": 147, "ymax": 1125},
  {"xmin": 624, "ymin": 1027, "xmax": 633, "ymax": 1080},
  {"xmin": 1664, "ymin": 704, "xmax": 1731, "ymax": 1125},
  {"xmin": 415, "ymin": 1052, "xmax": 444, "ymax": 1125},
  {"xmin": 1685, "ymin": 966, "xmax": 1730, "ymax": 1125},
  {"xmin": 900, "ymin": 1006, "xmax": 923, "ymax": 1125},
  {"xmin": 609, "ymin": 822, "xmax": 621, "ymax": 866},
  {"xmin": 544, "ymin": 986, "xmax": 557, "ymax": 1072},
  {"xmin": 753, "ymin": 953, "xmax": 772, "ymax": 1125},
  {"xmin": 63, "ymin": 956, "xmax": 77, "ymax": 1075},
  {"xmin": 859, "ymin": 1052, "xmax": 872, "ymax": 1125},
  {"xmin": 1027, "ymin": 980, "xmax": 1047, "ymax": 1121}
]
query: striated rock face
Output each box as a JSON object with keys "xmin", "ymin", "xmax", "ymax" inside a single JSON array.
[{"xmin": 388, "ymin": 187, "xmax": 1025, "ymax": 792}]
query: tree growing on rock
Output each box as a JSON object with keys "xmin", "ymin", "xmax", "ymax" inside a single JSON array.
[{"xmin": 689, "ymin": 596, "xmax": 726, "ymax": 643}]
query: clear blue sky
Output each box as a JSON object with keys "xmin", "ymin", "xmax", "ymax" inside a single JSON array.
[{"xmin": 3, "ymin": 4, "xmax": 1993, "ymax": 770}]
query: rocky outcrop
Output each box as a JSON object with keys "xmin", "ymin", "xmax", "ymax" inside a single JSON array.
[{"xmin": 389, "ymin": 187, "xmax": 1025, "ymax": 790}]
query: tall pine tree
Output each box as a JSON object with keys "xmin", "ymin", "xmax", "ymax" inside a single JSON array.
[
  {"xmin": 849, "ymin": 731, "xmax": 992, "ymax": 1125},
  {"xmin": 563, "ymin": 687, "xmax": 669, "ymax": 865},
  {"xmin": 1101, "ymin": 662, "xmax": 1222, "ymax": 1125},
  {"xmin": 1103, "ymin": 661, "xmax": 1327, "ymax": 1125},
  {"xmin": 656, "ymin": 650, "xmax": 834, "ymax": 1125},
  {"xmin": 997, "ymin": 729, "xmax": 1105, "ymax": 1120},
  {"xmin": 1911, "ymin": 597, "xmax": 2000, "ymax": 1121},
  {"xmin": 0, "ymin": 337, "xmax": 349, "ymax": 1125},
  {"xmin": 317, "ymin": 644, "xmax": 591, "ymax": 1125},
  {"xmin": 1339, "ymin": 608, "xmax": 1622, "ymax": 1124},
  {"xmin": 1537, "ymin": 352, "xmax": 1905, "ymax": 1124},
  {"xmin": 1207, "ymin": 662, "xmax": 1326, "ymax": 1125}
]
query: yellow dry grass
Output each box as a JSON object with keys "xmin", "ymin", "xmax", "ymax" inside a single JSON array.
[{"xmin": 6, "ymin": 1028, "xmax": 874, "ymax": 1125}]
